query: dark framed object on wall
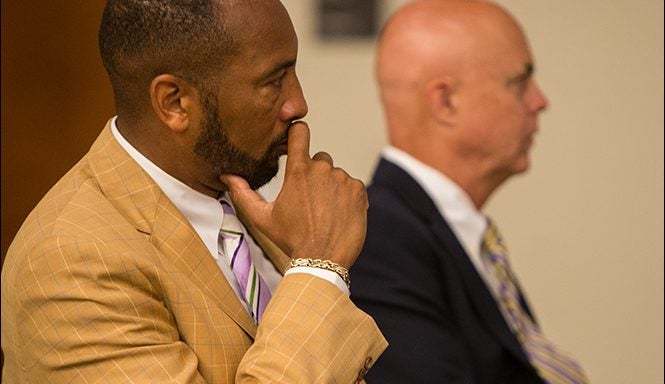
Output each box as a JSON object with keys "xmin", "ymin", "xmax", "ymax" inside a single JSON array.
[{"xmin": 318, "ymin": 0, "xmax": 378, "ymax": 39}]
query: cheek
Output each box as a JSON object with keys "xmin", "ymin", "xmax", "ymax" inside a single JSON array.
[
  {"xmin": 230, "ymin": 122, "xmax": 275, "ymax": 157},
  {"xmin": 477, "ymin": 105, "xmax": 526, "ymax": 153},
  {"xmin": 494, "ymin": 114, "xmax": 527, "ymax": 151},
  {"xmin": 462, "ymin": 88, "xmax": 532, "ymax": 160},
  {"xmin": 489, "ymin": 96, "xmax": 529, "ymax": 133},
  {"xmin": 222, "ymin": 104, "xmax": 282, "ymax": 155}
]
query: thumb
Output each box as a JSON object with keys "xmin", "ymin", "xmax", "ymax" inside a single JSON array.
[{"xmin": 219, "ymin": 174, "xmax": 270, "ymax": 225}]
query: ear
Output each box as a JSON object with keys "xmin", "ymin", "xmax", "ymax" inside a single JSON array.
[
  {"xmin": 426, "ymin": 77, "xmax": 457, "ymax": 125},
  {"xmin": 149, "ymin": 74, "xmax": 198, "ymax": 133}
]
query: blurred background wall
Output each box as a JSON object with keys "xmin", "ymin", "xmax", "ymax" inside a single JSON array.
[{"xmin": 1, "ymin": 1, "xmax": 663, "ymax": 383}]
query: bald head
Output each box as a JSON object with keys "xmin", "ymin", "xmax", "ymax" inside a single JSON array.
[
  {"xmin": 376, "ymin": 0, "xmax": 532, "ymax": 141},
  {"xmin": 377, "ymin": 0, "xmax": 522, "ymax": 84},
  {"xmin": 376, "ymin": 0, "xmax": 547, "ymax": 207}
]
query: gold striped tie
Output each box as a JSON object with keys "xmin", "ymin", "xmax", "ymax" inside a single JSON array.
[{"xmin": 483, "ymin": 219, "xmax": 589, "ymax": 384}]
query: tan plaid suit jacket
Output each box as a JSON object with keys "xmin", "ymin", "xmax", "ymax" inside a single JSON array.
[{"xmin": 1, "ymin": 121, "xmax": 387, "ymax": 383}]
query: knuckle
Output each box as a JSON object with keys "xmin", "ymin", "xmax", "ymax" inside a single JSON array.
[
  {"xmin": 334, "ymin": 167, "xmax": 352, "ymax": 179},
  {"xmin": 351, "ymin": 177, "xmax": 366, "ymax": 190},
  {"xmin": 312, "ymin": 159, "xmax": 333, "ymax": 172}
]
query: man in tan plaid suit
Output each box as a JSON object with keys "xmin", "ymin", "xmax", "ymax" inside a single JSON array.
[{"xmin": 1, "ymin": 1, "xmax": 387, "ymax": 382}]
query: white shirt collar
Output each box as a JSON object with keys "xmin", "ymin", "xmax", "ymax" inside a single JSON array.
[
  {"xmin": 110, "ymin": 117, "xmax": 223, "ymax": 259},
  {"xmin": 381, "ymin": 146, "xmax": 488, "ymax": 267}
]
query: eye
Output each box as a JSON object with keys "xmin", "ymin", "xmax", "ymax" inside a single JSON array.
[
  {"xmin": 516, "ymin": 79, "xmax": 529, "ymax": 95},
  {"xmin": 506, "ymin": 64, "xmax": 534, "ymax": 98},
  {"xmin": 509, "ymin": 76, "xmax": 531, "ymax": 98},
  {"xmin": 270, "ymin": 72, "xmax": 287, "ymax": 88}
]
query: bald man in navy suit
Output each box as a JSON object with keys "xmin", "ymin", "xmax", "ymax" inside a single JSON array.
[{"xmin": 351, "ymin": 1, "xmax": 587, "ymax": 383}]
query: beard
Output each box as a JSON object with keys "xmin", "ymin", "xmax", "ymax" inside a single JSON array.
[{"xmin": 194, "ymin": 98, "xmax": 285, "ymax": 190}]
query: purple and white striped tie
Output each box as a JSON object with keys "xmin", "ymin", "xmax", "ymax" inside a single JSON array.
[
  {"xmin": 219, "ymin": 199, "xmax": 271, "ymax": 323},
  {"xmin": 483, "ymin": 219, "xmax": 588, "ymax": 384}
]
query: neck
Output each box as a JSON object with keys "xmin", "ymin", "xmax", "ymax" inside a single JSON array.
[{"xmin": 392, "ymin": 142, "xmax": 504, "ymax": 210}]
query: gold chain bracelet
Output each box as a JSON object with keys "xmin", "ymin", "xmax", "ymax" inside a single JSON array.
[{"xmin": 288, "ymin": 258, "xmax": 351, "ymax": 290}]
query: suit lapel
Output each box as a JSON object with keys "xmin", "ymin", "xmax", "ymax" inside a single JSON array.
[
  {"xmin": 429, "ymin": 219, "xmax": 529, "ymax": 365},
  {"xmin": 372, "ymin": 158, "xmax": 529, "ymax": 365},
  {"xmin": 86, "ymin": 121, "xmax": 257, "ymax": 337},
  {"xmin": 150, "ymin": 197, "xmax": 257, "ymax": 335}
]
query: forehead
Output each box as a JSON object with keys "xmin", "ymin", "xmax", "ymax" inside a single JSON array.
[
  {"xmin": 225, "ymin": 1, "xmax": 298, "ymax": 69},
  {"xmin": 448, "ymin": 16, "xmax": 530, "ymax": 84},
  {"xmin": 480, "ymin": 11, "xmax": 532, "ymax": 72}
]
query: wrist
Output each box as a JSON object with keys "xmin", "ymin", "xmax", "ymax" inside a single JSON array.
[{"xmin": 287, "ymin": 258, "xmax": 351, "ymax": 290}]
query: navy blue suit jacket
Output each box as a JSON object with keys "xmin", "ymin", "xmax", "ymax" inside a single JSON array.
[{"xmin": 351, "ymin": 158, "xmax": 544, "ymax": 383}]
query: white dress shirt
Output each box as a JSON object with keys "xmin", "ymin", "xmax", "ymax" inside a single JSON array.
[{"xmin": 110, "ymin": 117, "xmax": 348, "ymax": 316}]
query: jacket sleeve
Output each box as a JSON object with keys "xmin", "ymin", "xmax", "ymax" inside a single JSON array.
[{"xmin": 236, "ymin": 273, "xmax": 387, "ymax": 383}]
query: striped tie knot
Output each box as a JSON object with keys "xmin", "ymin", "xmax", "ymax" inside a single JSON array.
[{"xmin": 483, "ymin": 220, "xmax": 509, "ymax": 256}]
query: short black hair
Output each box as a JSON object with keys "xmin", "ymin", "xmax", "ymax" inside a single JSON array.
[{"xmin": 99, "ymin": 0, "xmax": 235, "ymax": 116}]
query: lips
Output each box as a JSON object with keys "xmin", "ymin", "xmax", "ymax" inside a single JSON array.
[
  {"xmin": 274, "ymin": 127, "xmax": 290, "ymax": 155},
  {"xmin": 277, "ymin": 139, "xmax": 288, "ymax": 155}
]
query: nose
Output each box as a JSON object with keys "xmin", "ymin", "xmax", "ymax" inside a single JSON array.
[
  {"xmin": 529, "ymin": 81, "xmax": 549, "ymax": 113},
  {"xmin": 281, "ymin": 74, "xmax": 308, "ymax": 121}
]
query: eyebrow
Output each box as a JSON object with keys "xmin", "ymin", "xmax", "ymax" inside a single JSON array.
[
  {"xmin": 260, "ymin": 58, "xmax": 297, "ymax": 81},
  {"xmin": 507, "ymin": 63, "xmax": 534, "ymax": 85}
]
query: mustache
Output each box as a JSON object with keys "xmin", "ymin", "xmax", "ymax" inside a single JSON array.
[{"xmin": 268, "ymin": 129, "xmax": 289, "ymax": 151}]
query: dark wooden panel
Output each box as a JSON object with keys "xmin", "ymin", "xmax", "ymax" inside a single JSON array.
[{"xmin": 1, "ymin": 0, "xmax": 115, "ymax": 270}]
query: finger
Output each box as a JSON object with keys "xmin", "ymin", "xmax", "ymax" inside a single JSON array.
[
  {"xmin": 219, "ymin": 174, "xmax": 268, "ymax": 223},
  {"xmin": 312, "ymin": 151, "xmax": 334, "ymax": 166},
  {"xmin": 285, "ymin": 121, "xmax": 311, "ymax": 166}
]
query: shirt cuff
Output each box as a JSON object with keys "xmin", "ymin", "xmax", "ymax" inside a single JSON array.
[{"xmin": 284, "ymin": 266, "xmax": 350, "ymax": 296}]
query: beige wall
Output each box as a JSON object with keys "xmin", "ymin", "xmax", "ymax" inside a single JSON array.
[{"xmin": 275, "ymin": 1, "xmax": 664, "ymax": 383}]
